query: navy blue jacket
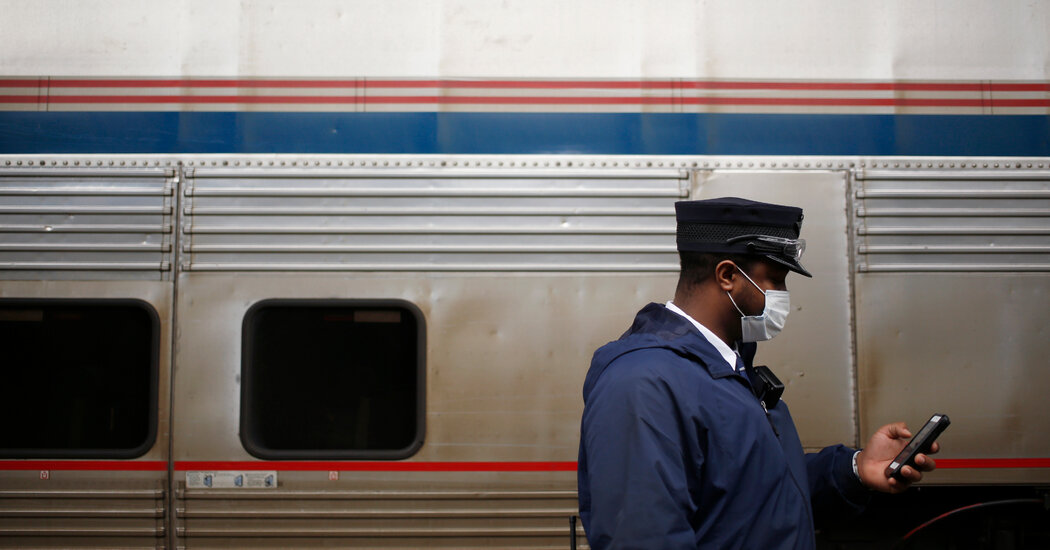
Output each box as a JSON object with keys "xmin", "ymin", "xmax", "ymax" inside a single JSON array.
[{"xmin": 578, "ymin": 303, "xmax": 868, "ymax": 549}]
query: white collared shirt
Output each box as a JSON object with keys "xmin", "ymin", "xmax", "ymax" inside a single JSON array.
[{"xmin": 665, "ymin": 301, "xmax": 741, "ymax": 372}]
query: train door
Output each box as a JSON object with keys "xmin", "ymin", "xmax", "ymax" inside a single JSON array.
[
  {"xmin": 689, "ymin": 168, "xmax": 858, "ymax": 449},
  {"xmin": 0, "ymin": 163, "xmax": 175, "ymax": 548}
]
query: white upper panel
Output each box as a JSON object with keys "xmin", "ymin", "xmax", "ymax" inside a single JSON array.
[{"xmin": 1, "ymin": 0, "xmax": 1048, "ymax": 79}]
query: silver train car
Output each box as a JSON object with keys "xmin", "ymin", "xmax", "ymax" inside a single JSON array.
[
  {"xmin": 3, "ymin": 1, "xmax": 1050, "ymax": 547},
  {"xmin": 1, "ymin": 154, "xmax": 1048, "ymax": 548}
]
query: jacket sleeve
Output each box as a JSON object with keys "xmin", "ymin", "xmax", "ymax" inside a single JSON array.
[
  {"xmin": 579, "ymin": 352, "xmax": 699, "ymax": 550},
  {"xmin": 805, "ymin": 444, "xmax": 871, "ymax": 525}
]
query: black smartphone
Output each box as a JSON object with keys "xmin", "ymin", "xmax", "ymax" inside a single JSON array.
[{"xmin": 885, "ymin": 413, "xmax": 950, "ymax": 481}]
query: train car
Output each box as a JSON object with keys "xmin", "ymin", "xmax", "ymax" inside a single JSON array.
[{"xmin": 1, "ymin": 2, "xmax": 1049, "ymax": 548}]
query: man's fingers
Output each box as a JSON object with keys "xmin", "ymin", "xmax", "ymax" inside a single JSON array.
[
  {"xmin": 883, "ymin": 422, "xmax": 912, "ymax": 440},
  {"xmin": 914, "ymin": 454, "xmax": 937, "ymax": 472},
  {"xmin": 899, "ymin": 465, "xmax": 923, "ymax": 483}
]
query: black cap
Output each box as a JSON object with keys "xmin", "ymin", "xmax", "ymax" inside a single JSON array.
[{"xmin": 675, "ymin": 197, "xmax": 811, "ymax": 277}]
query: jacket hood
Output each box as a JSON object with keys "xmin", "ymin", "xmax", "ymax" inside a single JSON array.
[{"xmin": 583, "ymin": 302, "xmax": 757, "ymax": 399}]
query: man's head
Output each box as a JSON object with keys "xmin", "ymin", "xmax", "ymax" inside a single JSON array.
[
  {"xmin": 672, "ymin": 197, "xmax": 809, "ymax": 343},
  {"xmin": 674, "ymin": 197, "xmax": 808, "ymax": 294}
]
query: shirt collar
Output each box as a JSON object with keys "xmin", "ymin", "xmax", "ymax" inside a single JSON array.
[{"xmin": 665, "ymin": 301, "xmax": 740, "ymax": 372}]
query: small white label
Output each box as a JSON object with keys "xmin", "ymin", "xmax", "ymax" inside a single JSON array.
[
  {"xmin": 889, "ymin": 461, "xmax": 900, "ymax": 470},
  {"xmin": 186, "ymin": 471, "xmax": 277, "ymax": 489}
]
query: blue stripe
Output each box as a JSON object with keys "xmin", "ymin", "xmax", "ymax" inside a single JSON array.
[{"xmin": 1, "ymin": 112, "xmax": 1048, "ymax": 156}]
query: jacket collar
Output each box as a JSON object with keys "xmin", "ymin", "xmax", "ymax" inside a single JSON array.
[{"xmin": 602, "ymin": 302, "xmax": 742, "ymax": 380}]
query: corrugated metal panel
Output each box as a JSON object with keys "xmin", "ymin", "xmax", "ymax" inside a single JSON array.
[
  {"xmin": 182, "ymin": 167, "xmax": 687, "ymax": 272},
  {"xmin": 175, "ymin": 484, "xmax": 585, "ymax": 549},
  {"xmin": 0, "ymin": 486, "xmax": 165, "ymax": 549},
  {"xmin": 854, "ymin": 170, "xmax": 1050, "ymax": 272},
  {"xmin": 0, "ymin": 168, "xmax": 175, "ymax": 280}
]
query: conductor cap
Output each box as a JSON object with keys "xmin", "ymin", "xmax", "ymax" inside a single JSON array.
[{"xmin": 675, "ymin": 197, "xmax": 811, "ymax": 277}]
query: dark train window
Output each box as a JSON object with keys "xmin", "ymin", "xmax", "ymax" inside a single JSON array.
[
  {"xmin": 240, "ymin": 300, "xmax": 425, "ymax": 459},
  {"xmin": 0, "ymin": 299, "xmax": 159, "ymax": 458}
]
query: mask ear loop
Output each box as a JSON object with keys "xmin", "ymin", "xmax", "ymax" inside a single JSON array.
[
  {"xmin": 725, "ymin": 263, "xmax": 765, "ymax": 318},
  {"xmin": 726, "ymin": 290, "xmax": 746, "ymax": 317},
  {"xmin": 734, "ymin": 266, "xmax": 765, "ymax": 294}
]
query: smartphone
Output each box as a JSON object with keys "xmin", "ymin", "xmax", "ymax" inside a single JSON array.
[{"xmin": 885, "ymin": 413, "xmax": 950, "ymax": 481}]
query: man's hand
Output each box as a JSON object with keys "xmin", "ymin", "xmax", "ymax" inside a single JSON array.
[{"xmin": 856, "ymin": 422, "xmax": 939, "ymax": 494}]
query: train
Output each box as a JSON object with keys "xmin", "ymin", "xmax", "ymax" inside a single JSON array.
[{"xmin": 1, "ymin": 1, "xmax": 1049, "ymax": 548}]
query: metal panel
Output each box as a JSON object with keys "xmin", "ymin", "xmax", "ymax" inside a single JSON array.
[
  {"xmin": 854, "ymin": 170, "xmax": 1050, "ymax": 272},
  {"xmin": 854, "ymin": 168, "xmax": 1050, "ymax": 484},
  {"xmin": 175, "ymin": 481, "xmax": 584, "ymax": 548},
  {"xmin": 692, "ymin": 170, "xmax": 856, "ymax": 449},
  {"xmin": 0, "ymin": 483, "xmax": 165, "ymax": 548},
  {"xmin": 172, "ymin": 271, "xmax": 658, "ymax": 548},
  {"xmin": 182, "ymin": 167, "xmax": 687, "ymax": 272},
  {"xmin": 0, "ymin": 168, "xmax": 175, "ymax": 280}
]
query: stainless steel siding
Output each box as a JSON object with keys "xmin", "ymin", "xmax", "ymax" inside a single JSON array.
[
  {"xmin": 854, "ymin": 168, "xmax": 1050, "ymax": 483},
  {"xmin": 0, "ymin": 167, "xmax": 175, "ymax": 280},
  {"xmin": 182, "ymin": 167, "xmax": 687, "ymax": 272}
]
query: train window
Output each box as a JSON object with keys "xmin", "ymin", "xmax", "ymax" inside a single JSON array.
[
  {"xmin": 240, "ymin": 300, "xmax": 425, "ymax": 459},
  {"xmin": 0, "ymin": 299, "xmax": 159, "ymax": 458}
]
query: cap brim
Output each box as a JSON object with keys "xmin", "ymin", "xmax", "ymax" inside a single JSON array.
[{"xmin": 765, "ymin": 254, "xmax": 812, "ymax": 278}]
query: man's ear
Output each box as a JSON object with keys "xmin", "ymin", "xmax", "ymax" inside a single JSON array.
[{"xmin": 714, "ymin": 260, "xmax": 737, "ymax": 292}]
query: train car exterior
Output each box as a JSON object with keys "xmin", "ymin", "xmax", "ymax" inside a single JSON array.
[
  {"xmin": 2, "ymin": 154, "xmax": 1048, "ymax": 549},
  {"xmin": 2, "ymin": 1, "xmax": 1050, "ymax": 548}
]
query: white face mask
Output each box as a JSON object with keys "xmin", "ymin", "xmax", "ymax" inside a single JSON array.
[{"xmin": 726, "ymin": 266, "xmax": 790, "ymax": 342}]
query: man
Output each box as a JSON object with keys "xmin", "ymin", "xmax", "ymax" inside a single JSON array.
[{"xmin": 577, "ymin": 197, "xmax": 938, "ymax": 549}]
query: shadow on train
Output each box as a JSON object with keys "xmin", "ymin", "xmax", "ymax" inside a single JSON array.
[{"xmin": 816, "ymin": 486, "xmax": 1050, "ymax": 550}]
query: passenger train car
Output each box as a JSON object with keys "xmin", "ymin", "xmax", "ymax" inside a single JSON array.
[{"xmin": 1, "ymin": 2, "xmax": 1048, "ymax": 548}]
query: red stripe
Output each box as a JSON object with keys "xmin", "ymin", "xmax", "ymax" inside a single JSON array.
[
  {"xmin": 1, "ymin": 78, "xmax": 1048, "ymax": 92},
  {"xmin": 2, "ymin": 94, "xmax": 1048, "ymax": 108},
  {"xmin": 0, "ymin": 460, "xmax": 167, "ymax": 471},
  {"xmin": 4, "ymin": 459, "xmax": 1050, "ymax": 472},
  {"xmin": 937, "ymin": 458, "xmax": 1050, "ymax": 469},
  {"xmin": 174, "ymin": 461, "xmax": 579, "ymax": 472}
]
